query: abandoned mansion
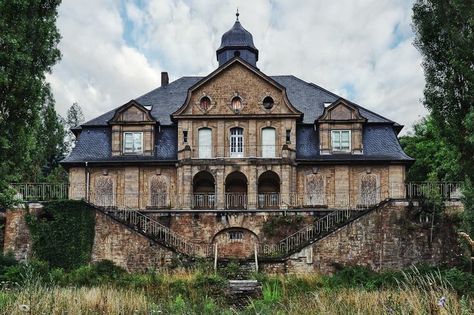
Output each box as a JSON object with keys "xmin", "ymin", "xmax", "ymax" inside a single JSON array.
[{"xmin": 7, "ymin": 14, "xmax": 460, "ymax": 273}]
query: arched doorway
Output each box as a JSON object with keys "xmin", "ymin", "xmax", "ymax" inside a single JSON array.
[
  {"xmin": 212, "ymin": 228, "xmax": 258, "ymax": 259},
  {"xmin": 257, "ymin": 171, "xmax": 280, "ymax": 209},
  {"xmin": 192, "ymin": 171, "xmax": 215, "ymax": 209},
  {"xmin": 225, "ymin": 171, "xmax": 247, "ymax": 209}
]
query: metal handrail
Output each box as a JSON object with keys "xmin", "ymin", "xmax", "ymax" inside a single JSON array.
[
  {"xmin": 10, "ymin": 182, "xmax": 69, "ymax": 201},
  {"xmin": 258, "ymin": 187, "xmax": 384, "ymax": 257},
  {"xmin": 108, "ymin": 207, "xmax": 213, "ymax": 257}
]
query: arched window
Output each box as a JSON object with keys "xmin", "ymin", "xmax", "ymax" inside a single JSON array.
[
  {"xmin": 95, "ymin": 176, "xmax": 114, "ymax": 207},
  {"xmin": 198, "ymin": 128, "xmax": 212, "ymax": 158},
  {"xmin": 305, "ymin": 174, "xmax": 325, "ymax": 206},
  {"xmin": 149, "ymin": 175, "xmax": 168, "ymax": 208},
  {"xmin": 230, "ymin": 127, "xmax": 244, "ymax": 157},
  {"xmin": 231, "ymin": 96, "xmax": 242, "ymax": 112},
  {"xmin": 199, "ymin": 96, "xmax": 211, "ymax": 111},
  {"xmin": 261, "ymin": 127, "xmax": 276, "ymax": 158}
]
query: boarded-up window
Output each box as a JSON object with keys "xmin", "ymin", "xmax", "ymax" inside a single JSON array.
[
  {"xmin": 360, "ymin": 174, "xmax": 377, "ymax": 206},
  {"xmin": 305, "ymin": 174, "xmax": 325, "ymax": 206},
  {"xmin": 150, "ymin": 175, "xmax": 168, "ymax": 208},
  {"xmin": 95, "ymin": 176, "xmax": 114, "ymax": 207}
]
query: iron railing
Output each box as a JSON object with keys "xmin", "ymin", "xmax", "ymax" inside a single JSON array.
[
  {"xmin": 9, "ymin": 181, "xmax": 463, "ymax": 205},
  {"xmin": 259, "ymin": 207, "xmax": 354, "ymax": 257},
  {"xmin": 10, "ymin": 183, "xmax": 69, "ymax": 201},
  {"xmin": 105, "ymin": 207, "xmax": 213, "ymax": 257},
  {"xmin": 389, "ymin": 182, "xmax": 462, "ymax": 200},
  {"xmin": 187, "ymin": 144, "xmax": 292, "ymax": 159}
]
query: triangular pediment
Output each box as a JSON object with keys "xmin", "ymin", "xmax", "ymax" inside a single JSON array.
[
  {"xmin": 172, "ymin": 58, "xmax": 301, "ymax": 118},
  {"xmin": 319, "ymin": 98, "xmax": 366, "ymax": 122},
  {"xmin": 109, "ymin": 100, "xmax": 155, "ymax": 124}
]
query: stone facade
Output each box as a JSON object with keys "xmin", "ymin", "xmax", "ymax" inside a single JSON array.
[
  {"xmin": 259, "ymin": 201, "xmax": 462, "ymax": 274},
  {"xmin": 92, "ymin": 210, "xmax": 176, "ymax": 272}
]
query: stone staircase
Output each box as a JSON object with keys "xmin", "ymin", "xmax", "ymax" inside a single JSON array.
[
  {"xmin": 90, "ymin": 204, "xmax": 213, "ymax": 257},
  {"xmin": 88, "ymin": 198, "xmax": 390, "ymax": 260},
  {"xmin": 258, "ymin": 199, "xmax": 391, "ymax": 259}
]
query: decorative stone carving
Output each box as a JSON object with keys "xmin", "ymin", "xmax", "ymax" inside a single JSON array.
[
  {"xmin": 305, "ymin": 174, "xmax": 325, "ymax": 206},
  {"xmin": 360, "ymin": 174, "xmax": 377, "ymax": 206},
  {"xmin": 149, "ymin": 175, "xmax": 168, "ymax": 208},
  {"xmin": 95, "ymin": 176, "xmax": 114, "ymax": 207}
]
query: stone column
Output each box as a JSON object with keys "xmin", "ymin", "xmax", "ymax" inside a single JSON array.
[
  {"xmin": 216, "ymin": 167, "xmax": 225, "ymax": 209},
  {"xmin": 248, "ymin": 166, "xmax": 257, "ymax": 209}
]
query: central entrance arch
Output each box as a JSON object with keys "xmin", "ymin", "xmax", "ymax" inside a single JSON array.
[
  {"xmin": 212, "ymin": 227, "xmax": 258, "ymax": 259},
  {"xmin": 192, "ymin": 171, "xmax": 215, "ymax": 209},
  {"xmin": 257, "ymin": 171, "xmax": 280, "ymax": 209},
  {"xmin": 225, "ymin": 171, "xmax": 248, "ymax": 209}
]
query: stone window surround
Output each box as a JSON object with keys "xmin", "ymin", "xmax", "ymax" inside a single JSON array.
[
  {"xmin": 227, "ymin": 92, "xmax": 247, "ymax": 113},
  {"xmin": 195, "ymin": 93, "xmax": 215, "ymax": 113}
]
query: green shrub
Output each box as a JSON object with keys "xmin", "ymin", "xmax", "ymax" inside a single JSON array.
[
  {"xmin": 194, "ymin": 273, "xmax": 227, "ymax": 298},
  {"xmin": 25, "ymin": 200, "xmax": 95, "ymax": 270}
]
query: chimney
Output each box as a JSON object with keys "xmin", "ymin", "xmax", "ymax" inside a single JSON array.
[{"xmin": 161, "ymin": 72, "xmax": 169, "ymax": 87}]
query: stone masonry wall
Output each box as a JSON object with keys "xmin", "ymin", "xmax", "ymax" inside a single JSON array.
[
  {"xmin": 305, "ymin": 201, "xmax": 461, "ymax": 274},
  {"xmin": 91, "ymin": 210, "xmax": 177, "ymax": 272},
  {"xmin": 3, "ymin": 207, "xmax": 31, "ymax": 261}
]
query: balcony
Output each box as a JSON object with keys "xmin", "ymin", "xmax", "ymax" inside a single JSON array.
[
  {"xmin": 182, "ymin": 144, "xmax": 295, "ymax": 159},
  {"xmin": 9, "ymin": 181, "xmax": 463, "ymax": 210}
]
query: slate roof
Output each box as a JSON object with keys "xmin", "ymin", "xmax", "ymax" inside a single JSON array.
[
  {"xmin": 62, "ymin": 126, "xmax": 178, "ymax": 164},
  {"xmin": 82, "ymin": 75, "xmax": 394, "ymax": 126},
  {"xmin": 217, "ymin": 20, "xmax": 257, "ymax": 51},
  {"xmin": 65, "ymin": 73, "xmax": 411, "ymax": 165},
  {"xmin": 296, "ymin": 124, "xmax": 413, "ymax": 162}
]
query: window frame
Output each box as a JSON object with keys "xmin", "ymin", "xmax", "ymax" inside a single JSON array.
[
  {"xmin": 228, "ymin": 230, "xmax": 243, "ymax": 242},
  {"xmin": 123, "ymin": 131, "xmax": 144, "ymax": 154},
  {"xmin": 230, "ymin": 127, "xmax": 244, "ymax": 158},
  {"xmin": 261, "ymin": 127, "xmax": 276, "ymax": 158},
  {"xmin": 331, "ymin": 130, "xmax": 351, "ymax": 153},
  {"xmin": 198, "ymin": 128, "xmax": 213, "ymax": 159}
]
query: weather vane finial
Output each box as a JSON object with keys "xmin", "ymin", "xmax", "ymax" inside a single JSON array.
[{"xmin": 236, "ymin": 8, "xmax": 239, "ymax": 21}]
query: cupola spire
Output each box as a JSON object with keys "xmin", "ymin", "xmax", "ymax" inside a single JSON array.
[{"xmin": 216, "ymin": 11, "xmax": 259, "ymax": 67}]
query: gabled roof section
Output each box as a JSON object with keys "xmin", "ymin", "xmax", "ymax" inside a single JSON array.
[
  {"xmin": 319, "ymin": 98, "xmax": 367, "ymax": 122},
  {"xmin": 172, "ymin": 57, "xmax": 302, "ymax": 117},
  {"xmin": 80, "ymin": 73, "xmax": 400, "ymax": 129},
  {"xmin": 296, "ymin": 123, "xmax": 413, "ymax": 163},
  {"xmin": 109, "ymin": 100, "xmax": 155, "ymax": 124}
]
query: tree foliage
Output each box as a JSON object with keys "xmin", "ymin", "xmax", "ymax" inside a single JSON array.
[
  {"xmin": 400, "ymin": 116, "xmax": 460, "ymax": 181},
  {"xmin": 0, "ymin": 0, "xmax": 63, "ymax": 208},
  {"xmin": 65, "ymin": 102, "xmax": 84, "ymax": 153},
  {"xmin": 412, "ymin": 0, "xmax": 474, "ymax": 180},
  {"xmin": 412, "ymin": 0, "xmax": 474, "ymax": 239}
]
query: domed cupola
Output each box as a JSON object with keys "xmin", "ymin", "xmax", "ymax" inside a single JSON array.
[{"xmin": 216, "ymin": 11, "xmax": 259, "ymax": 67}]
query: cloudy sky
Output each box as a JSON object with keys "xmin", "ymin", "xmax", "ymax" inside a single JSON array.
[{"xmin": 47, "ymin": 0, "xmax": 427, "ymax": 134}]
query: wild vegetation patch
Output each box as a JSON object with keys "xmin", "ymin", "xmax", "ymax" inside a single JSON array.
[{"xmin": 25, "ymin": 200, "xmax": 95, "ymax": 270}]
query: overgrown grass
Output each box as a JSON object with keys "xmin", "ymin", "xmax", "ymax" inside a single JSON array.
[{"xmin": 2, "ymin": 254, "xmax": 474, "ymax": 314}]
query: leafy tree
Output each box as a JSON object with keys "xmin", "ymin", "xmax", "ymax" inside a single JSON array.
[
  {"xmin": 65, "ymin": 102, "xmax": 84, "ymax": 153},
  {"xmin": 0, "ymin": 0, "xmax": 62, "ymax": 209},
  {"xmin": 400, "ymin": 116, "xmax": 460, "ymax": 182},
  {"xmin": 412, "ymin": 0, "xmax": 474, "ymax": 180}
]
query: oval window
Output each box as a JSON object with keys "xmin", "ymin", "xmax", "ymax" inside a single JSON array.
[
  {"xmin": 231, "ymin": 97, "xmax": 242, "ymax": 112},
  {"xmin": 200, "ymin": 96, "xmax": 211, "ymax": 111},
  {"xmin": 263, "ymin": 96, "xmax": 274, "ymax": 109}
]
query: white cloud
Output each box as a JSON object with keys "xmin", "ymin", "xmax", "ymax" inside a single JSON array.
[
  {"xmin": 48, "ymin": 0, "xmax": 161, "ymax": 120},
  {"xmin": 49, "ymin": 0, "xmax": 426, "ymax": 133}
]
